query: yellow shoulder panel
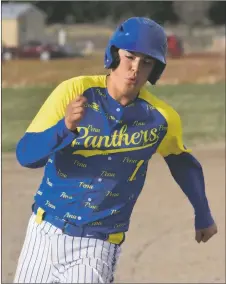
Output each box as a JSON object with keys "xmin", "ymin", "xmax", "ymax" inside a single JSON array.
[
  {"xmin": 139, "ymin": 88, "xmax": 192, "ymax": 157},
  {"xmin": 26, "ymin": 75, "xmax": 106, "ymax": 133}
]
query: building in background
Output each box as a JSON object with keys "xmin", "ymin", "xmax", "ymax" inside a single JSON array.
[{"xmin": 2, "ymin": 3, "xmax": 47, "ymax": 47}]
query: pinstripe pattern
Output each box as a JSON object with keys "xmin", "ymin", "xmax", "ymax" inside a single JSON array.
[{"xmin": 14, "ymin": 214, "xmax": 121, "ymax": 283}]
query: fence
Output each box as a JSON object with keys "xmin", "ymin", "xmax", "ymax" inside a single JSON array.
[{"xmin": 44, "ymin": 23, "xmax": 225, "ymax": 55}]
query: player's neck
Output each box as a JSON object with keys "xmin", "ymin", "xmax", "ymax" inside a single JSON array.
[{"xmin": 106, "ymin": 74, "xmax": 139, "ymax": 106}]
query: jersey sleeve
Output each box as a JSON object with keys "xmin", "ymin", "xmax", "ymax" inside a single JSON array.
[
  {"xmin": 157, "ymin": 102, "xmax": 191, "ymax": 157},
  {"xmin": 164, "ymin": 152, "xmax": 214, "ymax": 230},
  {"xmin": 16, "ymin": 77, "xmax": 84, "ymax": 168},
  {"xmin": 155, "ymin": 99, "xmax": 214, "ymax": 230}
]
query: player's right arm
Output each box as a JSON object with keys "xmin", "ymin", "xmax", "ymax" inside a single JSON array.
[{"xmin": 16, "ymin": 79, "xmax": 87, "ymax": 168}]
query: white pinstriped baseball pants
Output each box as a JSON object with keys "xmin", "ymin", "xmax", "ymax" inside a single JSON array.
[{"xmin": 14, "ymin": 214, "xmax": 121, "ymax": 283}]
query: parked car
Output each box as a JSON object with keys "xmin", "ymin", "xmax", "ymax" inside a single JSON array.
[
  {"xmin": 167, "ymin": 35, "xmax": 184, "ymax": 58},
  {"xmin": 2, "ymin": 45, "xmax": 18, "ymax": 61},
  {"xmin": 2, "ymin": 40, "xmax": 83, "ymax": 61}
]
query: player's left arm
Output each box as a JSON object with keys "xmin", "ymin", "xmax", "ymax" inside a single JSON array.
[{"xmin": 157, "ymin": 107, "xmax": 217, "ymax": 243}]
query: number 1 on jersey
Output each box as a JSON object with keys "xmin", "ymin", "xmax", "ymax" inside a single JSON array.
[{"xmin": 128, "ymin": 160, "xmax": 144, "ymax": 181}]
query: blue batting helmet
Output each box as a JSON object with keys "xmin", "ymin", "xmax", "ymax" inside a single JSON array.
[{"xmin": 104, "ymin": 17, "xmax": 167, "ymax": 85}]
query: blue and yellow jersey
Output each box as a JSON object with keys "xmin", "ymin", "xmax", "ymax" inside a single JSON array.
[{"xmin": 16, "ymin": 75, "xmax": 214, "ymax": 233}]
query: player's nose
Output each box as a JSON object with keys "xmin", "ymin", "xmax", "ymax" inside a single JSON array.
[{"xmin": 131, "ymin": 57, "xmax": 142, "ymax": 73}]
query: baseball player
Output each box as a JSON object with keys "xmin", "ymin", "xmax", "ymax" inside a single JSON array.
[{"xmin": 14, "ymin": 17, "xmax": 217, "ymax": 283}]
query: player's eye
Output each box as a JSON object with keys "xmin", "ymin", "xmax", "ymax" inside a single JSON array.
[{"xmin": 125, "ymin": 55, "xmax": 134, "ymax": 60}]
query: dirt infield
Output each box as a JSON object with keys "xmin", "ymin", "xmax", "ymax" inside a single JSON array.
[
  {"xmin": 2, "ymin": 143, "xmax": 225, "ymax": 283},
  {"xmin": 2, "ymin": 53, "xmax": 225, "ymax": 87}
]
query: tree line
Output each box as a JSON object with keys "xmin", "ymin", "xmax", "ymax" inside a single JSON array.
[
  {"xmin": 34, "ymin": 1, "xmax": 225, "ymax": 26},
  {"xmin": 3, "ymin": 1, "xmax": 226, "ymax": 25}
]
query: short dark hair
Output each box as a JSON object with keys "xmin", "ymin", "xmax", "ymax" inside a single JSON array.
[{"xmin": 110, "ymin": 46, "xmax": 120, "ymax": 69}]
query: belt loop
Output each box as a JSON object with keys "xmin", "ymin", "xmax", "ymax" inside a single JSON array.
[
  {"xmin": 35, "ymin": 207, "xmax": 45, "ymax": 224},
  {"xmin": 119, "ymin": 232, "xmax": 126, "ymax": 245},
  {"xmin": 107, "ymin": 232, "xmax": 125, "ymax": 245}
]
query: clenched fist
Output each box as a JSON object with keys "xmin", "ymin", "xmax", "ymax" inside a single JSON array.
[
  {"xmin": 65, "ymin": 96, "xmax": 87, "ymax": 131},
  {"xmin": 195, "ymin": 222, "xmax": 218, "ymax": 243}
]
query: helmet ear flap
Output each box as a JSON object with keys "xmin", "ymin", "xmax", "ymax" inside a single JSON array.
[{"xmin": 148, "ymin": 62, "xmax": 166, "ymax": 85}]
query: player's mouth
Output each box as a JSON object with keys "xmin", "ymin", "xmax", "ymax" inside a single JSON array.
[{"xmin": 125, "ymin": 77, "xmax": 137, "ymax": 84}]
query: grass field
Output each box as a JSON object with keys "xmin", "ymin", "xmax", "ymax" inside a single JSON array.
[
  {"xmin": 2, "ymin": 54, "xmax": 224, "ymax": 88},
  {"xmin": 2, "ymin": 82, "xmax": 225, "ymax": 152}
]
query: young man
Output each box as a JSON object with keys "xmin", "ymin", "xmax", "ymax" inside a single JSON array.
[{"xmin": 14, "ymin": 17, "xmax": 217, "ymax": 283}]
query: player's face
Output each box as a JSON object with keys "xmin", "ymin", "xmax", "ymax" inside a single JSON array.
[{"xmin": 115, "ymin": 49, "xmax": 155, "ymax": 90}]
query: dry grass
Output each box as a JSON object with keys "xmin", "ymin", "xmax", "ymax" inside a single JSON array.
[
  {"xmin": 2, "ymin": 53, "xmax": 106, "ymax": 88},
  {"xmin": 2, "ymin": 53, "xmax": 225, "ymax": 88}
]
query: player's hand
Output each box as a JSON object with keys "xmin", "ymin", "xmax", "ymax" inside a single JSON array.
[
  {"xmin": 195, "ymin": 222, "xmax": 218, "ymax": 243},
  {"xmin": 65, "ymin": 96, "xmax": 87, "ymax": 131}
]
